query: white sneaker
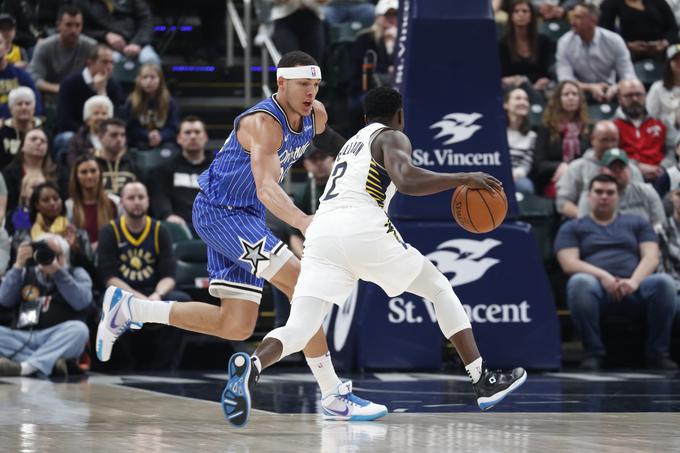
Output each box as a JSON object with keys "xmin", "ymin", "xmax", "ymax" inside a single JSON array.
[
  {"xmin": 96, "ymin": 286, "xmax": 135, "ymax": 362},
  {"xmin": 321, "ymin": 381, "xmax": 388, "ymax": 421}
]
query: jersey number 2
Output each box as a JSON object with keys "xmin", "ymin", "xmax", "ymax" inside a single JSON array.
[{"xmin": 322, "ymin": 162, "xmax": 348, "ymax": 201}]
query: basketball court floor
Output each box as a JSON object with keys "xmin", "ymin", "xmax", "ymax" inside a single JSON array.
[{"xmin": 2, "ymin": 368, "xmax": 680, "ymax": 452}]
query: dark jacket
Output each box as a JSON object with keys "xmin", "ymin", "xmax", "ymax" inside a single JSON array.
[
  {"xmin": 533, "ymin": 125, "xmax": 590, "ymax": 191},
  {"xmin": 121, "ymin": 97, "xmax": 180, "ymax": 149},
  {"xmin": 56, "ymin": 71, "xmax": 124, "ymax": 133},
  {"xmin": 0, "ymin": 0, "xmax": 62, "ymax": 48},
  {"xmin": 75, "ymin": 0, "xmax": 154, "ymax": 46}
]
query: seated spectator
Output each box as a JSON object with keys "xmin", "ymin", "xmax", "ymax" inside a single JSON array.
[
  {"xmin": 504, "ymin": 87, "xmax": 536, "ymax": 194},
  {"xmin": 323, "ymin": 0, "xmax": 375, "ymax": 26},
  {"xmin": 555, "ymin": 173, "xmax": 677, "ymax": 370},
  {"xmin": 269, "ymin": 0, "xmax": 326, "ymax": 64},
  {"xmin": 614, "ymin": 79, "xmax": 667, "ymax": 181},
  {"xmin": 2, "ymin": 128, "xmax": 57, "ymax": 213},
  {"xmin": 11, "ymin": 181, "xmax": 93, "ymax": 275},
  {"xmin": 66, "ymin": 155, "xmax": 117, "ymax": 250},
  {"xmin": 0, "ymin": 87, "xmax": 44, "ymax": 170},
  {"xmin": 646, "ymin": 44, "xmax": 680, "ymax": 154},
  {"xmin": 556, "ymin": 2, "xmax": 636, "ymax": 103},
  {"xmin": 600, "ymin": 0, "xmax": 678, "ymax": 61},
  {"xmin": 1, "ymin": 0, "xmax": 62, "ymax": 49},
  {"xmin": 28, "ymin": 5, "xmax": 97, "ymax": 97},
  {"xmin": 94, "ymin": 118, "xmax": 138, "ymax": 196},
  {"xmin": 654, "ymin": 137, "xmax": 680, "ymax": 197},
  {"xmin": 75, "ymin": 0, "xmax": 160, "ymax": 65},
  {"xmin": 289, "ymin": 144, "xmax": 335, "ymax": 258},
  {"xmin": 64, "ymin": 95, "xmax": 113, "ymax": 167},
  {"xmin": 8, "ymin": 173, "xmax": 44, "ymax": 235},
  {"xmin": 55, "ymin": 44, "xmax": 124, "ymax": 138},
  {"xmin": 576, "ymin": 148, "xmax": 666, "ymax": 228},
  {"xmin": 151, "ymin": 116, "xmax": 212, "ymax": 235},
  {"xmin": 0, "ymin": 33, "xmax": 42, "ymax": 119},
  {"xmin": 658, "ymin": 183, "xmax": 680, "ymax": 309},
  {"xmin": 0, "ymin": 14, "xmax": 27, "ymax": 69},
  {"xmin": 0, "ymin": 234, "xmax": 91, "ymax": 377},
  {"xmin": 557, "ymin": 120, "xmax": 644, "ymax": 218},
  {"xmin": 533, "ymin": 80, "xmax": 590, "ymax": 196},
  {"xmin": 499, "ymin": 1, "xmax": 554, "ymax": 95},
  {"xmin": 534, "ymin": 0, "xmax": 565, "ymax": 20},
  {"xmin": 121, "ymin": 64, "xmax": 179, "ymax": 150}
]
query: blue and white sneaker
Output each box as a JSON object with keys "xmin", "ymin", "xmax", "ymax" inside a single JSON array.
[
  {"xmin": 222, "ymin": 352, "xmax": 258, "ymax": 428},
  {"xmin": 321, "ymin": 381, "xmax": 388, "ymax": 421},
  {"xmin": 95, "ymin": 286, "xmax": 135, "ymax": 362},
  {"xmin": 473, "ymin": 364, "xmax": 527, "ymax": 411}
]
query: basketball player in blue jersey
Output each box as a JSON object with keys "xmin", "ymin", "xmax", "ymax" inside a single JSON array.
[
  {"xmin": 222, "ymin": 87, "xmax": 528, "ymax": 427},
  {"xmin": 95, "ymin": 51, "xmax": 387, "ymax": 421}
]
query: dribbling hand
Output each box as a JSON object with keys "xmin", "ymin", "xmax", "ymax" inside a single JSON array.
[{"xmin": 463, "ymin": 172, "xmax": 503, "ymax": 193}]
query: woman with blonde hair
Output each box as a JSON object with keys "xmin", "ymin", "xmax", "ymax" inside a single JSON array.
[
  {"xmin": 66, "ymin": 154, "xmax": 117, "ymax": 249},
  {"xmin": 122, "ymin": 63, "xmax": 179, "ymax": 149},
  {"xmin": 533, "ymin": 80, "xmax": 590, "ymax": 196}
]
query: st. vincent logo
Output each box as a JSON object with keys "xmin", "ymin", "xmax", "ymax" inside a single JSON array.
[
  {"xmin": 430, "ymin": 113, "xmax": 483, "ymax": 145},
  {"xmin": 426, "ymin": 238, "xmax": 501, "ymax": 287}
]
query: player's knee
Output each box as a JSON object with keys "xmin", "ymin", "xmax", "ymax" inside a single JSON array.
[{"xmin": 216, "ymin": 309, "xmax": 257, "ymax": 340}]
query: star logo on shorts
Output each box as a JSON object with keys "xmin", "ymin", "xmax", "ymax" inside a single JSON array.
[{"xmin": 238, "ymin": 237, "xmax": 269, "ymax": 274}]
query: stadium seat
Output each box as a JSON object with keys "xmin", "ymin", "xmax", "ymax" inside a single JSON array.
[
  {"xmin": 328, "ymin": 22, "xmax": 363, "ymax": 45},
  {"xmin": 173, "ymin": 239, "xmax": 209, "ymax": 299},
  {"xmin": 129, "ymin": 146, "xmax": 179, "ymax": 183},
  {"xmin": 113, "ymin": 58, "xmax": 141, "ymax": 88},
  {"xmin": 530, "ymin": 100, "xmax": 546, "ymax": 129},
  {"xmin": 161, "ymin": 220, "xmax": 193, "ymax": 242},
  {"xmin": 587, "ymin": 101, "xmax": 616, "ymax": 122},
  {"xmin": 538, "ymin": 19, "xmax": 570, "ymax": 43},
  {"xmin": 516, "ymin": 193, "xmax": 558, "ymax": 263},
  {"xmin": 634, "ymin": 59, "xmax": 663, "ymax": 89}
]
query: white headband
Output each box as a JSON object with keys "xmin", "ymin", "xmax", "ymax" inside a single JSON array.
[{"xmin": 276, "ymin": 65, "xmax": 322, "ymax": 80}]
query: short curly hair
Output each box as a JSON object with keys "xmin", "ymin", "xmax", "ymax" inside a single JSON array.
[{"xmin": 363, "ymin": 86, "xmax": 403, "ymax": 121}]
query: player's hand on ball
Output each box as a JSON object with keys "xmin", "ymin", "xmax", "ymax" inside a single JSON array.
[{"xmin": 463, "ymin": 172, "xmax": 502, "ymax": 193}]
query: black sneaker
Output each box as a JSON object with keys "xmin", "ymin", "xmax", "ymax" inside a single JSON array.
[
  {"xmin": 645, "ymin": 356, "xmax": 679, "ymax": 370},
  {"xmin": 221, "ymin": 352, "xmax": 260, "ymax": 427},
  {"xmin": 0, "ymin": 357, "xmax": 21, "ymax": 376},
  {"xmin": 473, "ymin": 364, "xmax": 527, "ymax": 411}
]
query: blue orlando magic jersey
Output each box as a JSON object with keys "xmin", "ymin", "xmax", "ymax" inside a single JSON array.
[{"xmin": 198, "ymin": 94, "xmax": 316, "ymax": 211}]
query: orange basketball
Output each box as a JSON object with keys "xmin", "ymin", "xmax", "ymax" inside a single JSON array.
[{"xmin": 451, "ymin": 186, "xmax": 508, "ymax": 233}]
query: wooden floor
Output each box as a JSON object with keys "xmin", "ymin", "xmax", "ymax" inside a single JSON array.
[{"xmin": 1, "ymin": 373, "xmax": 680, "ymax": 452}]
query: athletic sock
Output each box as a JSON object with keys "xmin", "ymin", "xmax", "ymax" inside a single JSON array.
[
  {"xmin": 129, "ymin": 298, "xmax": 174, "ymax": 324},
  {"xmin": 465, "ymin": 357, "xmax": 484, "ymax": 384},
  {"xmin": 20, "ymin": 362, "xmax": 37, "ymax": 376},
  {"xmin": 306, "ymin": 352, "xmax": 342, "ymax": 396},
  {"xmin": 251, "ymin": 355, "xmax": 262, "ymax": 374}
]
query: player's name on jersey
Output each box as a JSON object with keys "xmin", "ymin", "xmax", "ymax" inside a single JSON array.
[
  {"xmin": 337, "ymin": 141, "xmax": 365, "ymax": 157},
  {"xmin": 412, "ymin": 149, "xmax": 502, "ymax": 167}
]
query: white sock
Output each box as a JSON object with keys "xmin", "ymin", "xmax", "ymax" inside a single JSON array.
[
  {"xmin": 20, "ymin": 362, "xmax": 37, "ymax": 376},
  {"xmin": 251, "ymin": 355, "xmax": 262, "ymax": 374},
  {"xmin": 465, "ymin": 357, "xmax": 484, "ymax": 384},
  {"xmin": 129, "ymin": 298, "xmax": 174, "ymax": 324},
  {"xmin": 306, "ymin": 352, "xmax": 342, "ymax": 396}
]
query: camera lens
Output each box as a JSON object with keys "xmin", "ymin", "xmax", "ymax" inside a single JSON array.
[{"xmin": 31, "ymin": 241, "xmax": 56, "ymax": 266}]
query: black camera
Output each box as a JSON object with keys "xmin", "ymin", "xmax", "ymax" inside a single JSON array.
[{"xmin": 30, "ymin": 240, "xmax": 57, "ymax": 266}]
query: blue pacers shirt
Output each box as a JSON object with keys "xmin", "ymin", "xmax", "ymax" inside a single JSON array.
[{"xmin": 198, "ymin": 94, "xmax": 316, "ymax": 212}]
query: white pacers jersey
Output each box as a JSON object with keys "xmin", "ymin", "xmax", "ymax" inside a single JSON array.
[
  {"xmin": 316, "ymin": 122, "xmax": 396, "ymax": 214},
  {"xmin": 295, "ymin": 122, "xmax": 426, "ymax": 306}
]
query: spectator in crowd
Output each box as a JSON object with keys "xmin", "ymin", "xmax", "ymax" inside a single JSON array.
[
  {"xmin": 646, "ymin": 44, "xmax": 680, "ymax": 154},
  {"xmin": 3, "ymin": 128, "xmax": 57, "ymax": 213},
  {"xmin": 11, "ymin": 181, "xmax": 93, "ymax": 274},
  {"xmin": 533, "ymin": 80, "xmax": 590, "ymax": 196},
  {"xmin": 269, "ymin": 0, "xmax": 327, "ymax": 64},
  {"xmin": 121, "ymin": 64, "xmax": 179, "ymax": 150},
  {"xmin": 64, "ymin": 95, "xmax": 113, "ymax": 167},
  {"xmin": 0, "ymin": 33, "xmax": 41, "ymax": 119},
  {"xmin": 0, "ymin": 87, "xmax": 43, "ymax": 170},
  {"xmin": 323, "ymin": 0, "xmax": 375, "ymax": 26},
  {"xmin": 94, "ymin": 118, "xmax": 138, "ymax": 196},
  {"xmin": 504, "ymin": 87, "xmax": 536, "ymax": 194},
  {"xmin": 0, "ymin": 172, "xmax": 7, "ymax": 224},
  {"xmin": 151, "ymin": 116, "xmax": 212, "ymax": 235},
  {"xmin": 7, "ymin": 173, "xmax": 44, "ymax": 235},
  {"xmin": 289, "ymin": 144, "xmax": 335, "ymax": 258},
  {"xmin": 29, "ymin": 5, "xmax": 97, "ymax": 97},
  {"xmin": 1, "ymin": 0, "xmax": 62, "ymax": 49},
  {"xmin": 534, "ymin": 0, "xmax": 565, "ymax": 20},
  {"xmin": 55, "ymin": 45, "xmax": 124, "ymax": 136},
  {"xmin": 654, "ymin": 137, "xmax": 680, "ymax": 197},
  {"xmin": 600, "ymin": 0, "xmax": 678, "ymax": 61},
  {"xmin": 0, "ymin": 14, "xmax": 27, "ymax": 68},
  {"xmin": 556, "ymin": 2, "xmax": 636, "ymax": 103},
  {"xmin": 499, "ymin": 0, "xmax": 554, "ymax": 95},
  {"xmin": 667, "ymin": 0, "xmax": 680, "ymax": 31},
  {"xmin": 557, "ymin": 120, "xmax": 644, "ymax": 218},
  {"xmin": 658, "ymin": 181, "xmax": 680, "ymax": 302},
  {"xmin": 75, "ymin": 0, "xmax": 160, "ymax": 65},
  {"xmin": 576, "ymin": 148, "xmax": 666, "ymax": 228},
  {"xmin": 555, "ymin": 173, "xmax": 678, "ymax": 370},
  {"xmin": 0, "ymin": 233, "xmax": 91, "ymax": 377},
  {"xmin": 66, "ymin": 154, "xmax": 117, "ymax": 250},
  {"xmin": 614, "ymin": 79, "xmax": 667, "ymax": 181}
]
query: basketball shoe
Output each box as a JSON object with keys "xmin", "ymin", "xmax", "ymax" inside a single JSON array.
[
  {"xmin": 473, "ymin": 364, "xmax": 527, "ymax": 410},
  {"xmin": 321, "ymin": 381, "xmax": 388, "ymax": 421},
  {"xmin": 223, "ymin": 352, "xmax": 258, "ymax": 427},
  {"xmin": 96, "ymin": 286, "xmax": 138, "ymax": 362}
]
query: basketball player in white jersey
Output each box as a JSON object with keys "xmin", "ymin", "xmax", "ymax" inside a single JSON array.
[{"xmin": 222, "ymin": 87, "xmax": 527, "ymax": 427}]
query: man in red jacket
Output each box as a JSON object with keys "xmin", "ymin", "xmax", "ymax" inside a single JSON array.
[{"xmin": 614, "ymin": 79, "xmax": 667, "ymax": 182}]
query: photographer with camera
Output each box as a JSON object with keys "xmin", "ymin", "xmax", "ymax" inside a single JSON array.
[{"xmin": 0, "ymin": 233, "xmax": 92, "ymax": 376}]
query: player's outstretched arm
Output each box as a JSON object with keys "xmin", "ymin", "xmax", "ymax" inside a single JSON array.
[
  {"xmin": 240, "ymin": 113, "xmax": 313, "ymax": 234},
  {"xmin": 379, "ymin": 130, "xmax": 502, "ymax": 196}
]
